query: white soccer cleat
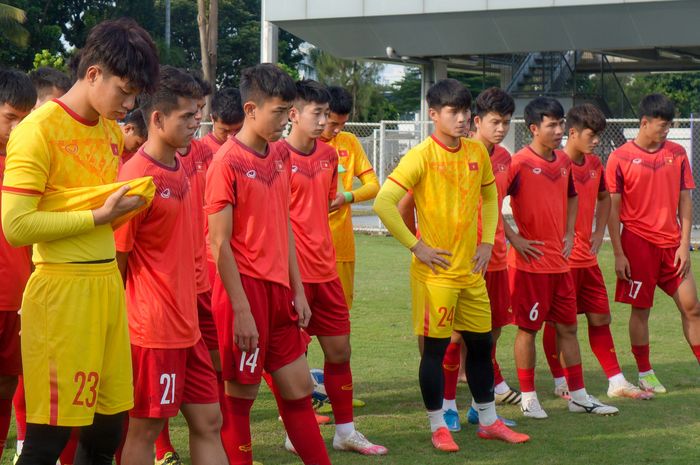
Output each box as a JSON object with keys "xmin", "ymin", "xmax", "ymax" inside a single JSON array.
[
  {"xmin": 520, "ymin": 397, "xmax": 548, "ymax": 419},
  {"xmin": 568, "ymin": 395, "xmax": 619, "ymax": 416},
  {"xmin": 554, "ymin": 382, "xmax": 571, "ymax": 400},
  {"xmin": 333, "ymin": 430, "xmax": 388, "ymax": 455},
  {"xmin": 608, "ymin": 380, "xmax": 654, "ymax": 400},
  {"xmin": 284, "ymin": 435, "xmax": 298, "ymax": 455}
]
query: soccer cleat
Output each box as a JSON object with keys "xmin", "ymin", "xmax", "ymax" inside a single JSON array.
[
  {"xmin": 638, "ymin": 373, "xmax": 667, "ymax": 394},
  {"xmin": 608, "ymin": 381, "xmax": 654, "ymax": 400},
  {"xmin": 568, "ymin": 395, "xmax": 619, "ymax": 416},
  {"xmin": 443, "ymin": 408, "xmax": 461, "ymax": 432},
  {"xmin": 13, "ymin": 453, "xmax": 19, "ymax": 465},
  {"xmin": 431, "ymin": 427, "xmax": 459, "ymax": 452},
  {"xmin": 554, "ymin": 382, "xmax": 571, "ymax": 400},
  {"xmin": 333, "ymin": 430, "xmax": 388, "ymax": 455},
  {"xmin": 155, "ymin": 452, "xmax": 183, "ymax": 465},
  {"xmin": 466, "ymin": 406, "xmax": 517, "ymax": 427},
  {"xmin": 520, "ymin": 397, "xmax": 548, "ymax": 419},
  {"xmin": 477, "ymin": 419, "xmax": 530, "ymax": 444},
  {"xmin": 495, "ymin": 388, "xmax": 522, "ymax": 405},
  {"xmin": 352, "ymin": 398, "xmax": 366, "ymax": 408},
  {"xmin": 315, "ymin": 413, "xmax": 331, "ymax": 424}
]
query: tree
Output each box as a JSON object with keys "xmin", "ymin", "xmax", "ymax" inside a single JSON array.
[
  {"xmin": 197, "ymin": 0, "xmax": 218, "ymax": 126},
  {"xmin": 32, "ymin": 49, "xmax": 66, "ymax": 71},
  {"xmin": 390, "ymin": 67, "xmax": 421, "ymax": 118},
  {"xmin": 0, "ymin": 2, "xmax": 28, "ymax": 47}
]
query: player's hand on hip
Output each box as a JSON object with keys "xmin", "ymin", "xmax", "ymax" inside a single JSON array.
[
  {"xmin": 293, "ymin": 292, "xmax": 312, "ymax": 328},
  {"xmin": 590, "ymin": 231, "xmax": 604, "ymax": 255},
  {"xmin": 613, "ymin": 253, "xmax": 631, "ymax": 280},
  {"xmin": 472, "ymin": 243, "xmax": 493, "ymax": 275},
  {"xmin": 674, "ymin": 244, "xmax": 691, "ymax": 278},
  {"xmin": 233, "ymin": 301, "xmax": 259, "ymax": 352},
  {"xmin": 562, "ymin": 233, "xmax": 574, "ymax": 259},
  {"xmin": 328, "ymin": 193, "xmax": 346, "ymax": 212},
  {"xmin": 511, "ymin": 234, "xmax": 544, "ymax": 263},
  {"xmin": 92, "ymin": 184, "xmax": 145, "ymax": 226},
  {"xmin": 410, "ymin": 239, "xmax": 451, "ymax": 274}
]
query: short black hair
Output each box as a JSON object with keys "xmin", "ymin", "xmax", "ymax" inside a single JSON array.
[
  {"xmin": 327, "ymin": 86, "xmax": 353, "ymax": 115},
  {"xmin": 566, "ymin": 104, "xmax": 606, "ymax": 134},
  {"xmin": 29, "ymin": 67, "xmax": 71, "ymax": 101},
  {"xmin": 76, "ymin": 18, "xmax": 159, "ymax": 93},
  {"xmin": 123, "ymin": 108, "xmax": 147, "ymax": 137},
  {"xmin": 639, "ymin": 93, "xmax": 675, "ymax": 122},
  {"xmin": 189, "ymin": 70, "xmax": 212, "ymax": 97},
  {"xmin": 475, "ymin": 87, "xmax": 515, "ymax": 118},
  {"xmin": 426, "ymin": 79, "xmax": 472, "ymax": 112},
  {"xmin": 239, "ymin": 63, "xmax": 296, "ymax": 105},
  {"xmin": 524, "ymin": 97, "xmax": 564, "ymax": 127},
  {"xmin": 0, "ymin": 69, "xmax": 37, "ymax": 112},
  {"xmin": 294, "ymin": 79, "xmax": 330, "ymax": 108},
  {"xmin": 211, "ymin": 88, "xmax": 243, "ymax": 125},
  {"xmin": 139, "ymin": 66, "xmax": 204, "ymax": 123}
]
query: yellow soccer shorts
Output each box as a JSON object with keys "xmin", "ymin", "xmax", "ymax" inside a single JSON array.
[
  {"xmin": 21, "ymin": 261, "xmax": 133, "ymax": 426},
  {"xmin": 335, "ymin": 260, "xmax": 355, "ymax": 310},
  {"xmin": 411, "ymin": 276, "xmax": 492, "ymax": 338}
]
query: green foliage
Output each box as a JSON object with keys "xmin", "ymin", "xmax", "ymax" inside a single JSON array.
[
  {"xmin": 0, "ymin": 2, "xmax": 28, "ymax": 47},
  {"xmin": 32, "ymin": 49, "xmax": 66, "ymax": 71},
  {"xmin": 277, "ymin": 62, "xmax": 300, "ymax": 81},
  {"xmin": 623, "ymin": 72, "xmax": 700, "ymax": 117}
]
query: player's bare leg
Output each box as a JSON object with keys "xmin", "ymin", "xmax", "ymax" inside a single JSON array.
[
  {"xmin": 121, "ymin": 417, "xmax": 167, "ymax": 465},
  {"xmin": 672, "ymin": 273, "xmax": 700, "ymax": 365},
  {"xmin": 627, "ymin": 306, "xmax": 665, "ymax": 392},
  {"xmin": 180, "ymin": 403, "xmax": 227, "ymax": 465}
]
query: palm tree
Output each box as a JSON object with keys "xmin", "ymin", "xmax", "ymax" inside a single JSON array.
[{"xmin": 0, "ymin": 3, "xmax": 29, "ymax": 48}]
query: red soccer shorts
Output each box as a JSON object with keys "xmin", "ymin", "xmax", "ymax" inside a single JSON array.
[
  {"xmin": 571, "ymin": 265, "xmax": 610, "ymax": 315},
  {"xmin": 303, "ymin": 278, "xmax": 351, "ymax": 337},
  {"xmin": 615, "ymin": 228, "xmax": 683, "ymax": 309},
  {"xmin": 197, "ymin": 290, "xmax": 219, "ymax": 351},
  {"xmin": 130, "ymin": 338, "xmax": 219, "ymax": 418},
  {"xmin": 509, "ymin": 269, "xmax": 577, "ymax": 331},
  {"xmin": 212, "ymin": 274, "xmax": 309, "ymax": 385},
  {"xmin": 0, "ymin": 311, "xmax": 21, "ymax": 376},
  {"xmin": 485, "ymin": 269, "xmax": 513, "ymax": 329}
]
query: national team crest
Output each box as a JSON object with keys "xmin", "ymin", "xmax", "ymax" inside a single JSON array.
[
  {"xmin": 321, "ymin": 160, "xmax": 331, "ymax": 169},
  {"xmin": 665, "ymin": 156, "xmax": 674, "ymax": 164},
  {"xmin": 338, "ymin": 150, "xmax": 349, "ymax": 157},
  {"xmin": 497, "ymin": 164, "xmax": 506, "ymax": 172},
  {"xmin": 590, "ymin": 170, "xmax": 597, "ymax": 178},
  {"xmin": 469, "ymin": 162, "xmax": 479, "ymax": 171},
  {"xmin": 275, "ymin": 160, "xmax": 284, "ymax": 171},
  {"xmin": 110, "ymin": 143, "xmax": 119, "ymax": 156},
  {"xmin": 561, "ymin": 168, "xmax": 568, "ymax": 176},
  {"xmin": 196, "ymin": 161, "xmax": 204, "ymax": 172}
]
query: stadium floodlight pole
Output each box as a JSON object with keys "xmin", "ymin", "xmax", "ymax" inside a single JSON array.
[{"xmin": 260, "ymin": 0, "xmax": 278, "ymax": 64}]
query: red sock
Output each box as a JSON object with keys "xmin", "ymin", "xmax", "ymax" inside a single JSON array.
[
  {"xmin": 563, "ymin": 363, "xmax": 585, "ymax": 392},
  {"xmin": 324, "ymin": 361, "xmax": 354, "ymax": 424},
  {"xmin": 631, "ymin": 344, "xmax": 652, "ymax": 372},
  {"xmin": 278, "ymin": 396, "xmax": 330, "ymax": 465},
  {"xmin": 692, "ymin": 345, "xmax": 700, "ymax": 365},
  {"xmin": 492, "ymin": 344, "xmax": 504, "ymax": 386},
  {"xmin": 59, "ymin": 428, "xmax": 79, "ymax": 465},
  {"xmin": 223, "ymin": 397, "xmax": 254, "ymax": 465},
  {"xmin": 588, "ymin": 325, "xmax": 622, "ymax": 378},
  {"xmin": 542, "ymin": 323, "xmax": 565, "ymax": 378},
  {"xmin": 442, "ymin": 342, "xmax": 461, "ymax": 401},
  {"xmin": 0, "ymin": 399, "xmax": 11, "ymax": 460},
  {"xmin": 13, "ymin": 377, "xmax": 25, "ymax": 441},
  {"xmin": 517, "ymin": 368, "xmax": 536, "ymax": 392},
  {"xmin": 155, "ymin": 420, "xmax": 175, "ymax": 460}
]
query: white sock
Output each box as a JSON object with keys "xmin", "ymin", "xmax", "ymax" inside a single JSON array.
[
  {"xmin": 554, "ymin": 376, "xmax": 567, "ymax": 387},
  {"xmin": 16, "ymin": 439, "xmax": 23, "ymax": 455},
  {"xmin": 472, "ymin": 399, "xmax": 497, "ymax": 426},
  {"xmin": 639, "ymin": 369, "xmax": 654, "ymax": 377},
  {"xmin": 427, "ymin": 409, "xmax": 447, "ymax": 432},
  {"xmin": 608, "ymin": 373, "xmax": 626, "ymax": 387},
  {"xmin": 521, "ymin": 391, "xmax": 538, "ymax": 404},
  {"xmin": 494, "ymin": 381, "xmax": 510, "ymax": 395},
  {"xmin": 570, "ymin": 388, "xmax": 589, "ymax": 404},
  {"xmin": 442, "ymin": 398, "xmax": 457, "ymax": 411},
  {"xmin": 335, "ymin": 421, "xmax": 355, "ymax": 439}
]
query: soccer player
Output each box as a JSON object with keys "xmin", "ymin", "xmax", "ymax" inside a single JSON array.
[
  {"xmin": 200, "ymin": 88, "xmax": 244, "ymax": 154},
  {"xmin": 1, "ymin": 18, "xmax": 158, "ymax": 465},
  {"xmin": 541, "ymin": 104, "xmax": 652, "ymax": 400},
  {"xmin": 374, "ymin": 78, "xmax": 529, "ymax": 451},
  {"xmin": 321, "ymin": 86, "xmax": 380, "ymax": 310},
  {"xmin": 606, "ymin": 93, "xmax": 700, "ymax": 392},
  {"xmin": 28, "ymin": 67, "xmax": 71, "ymax": 110},
  {"xmin": 206, "ymin": 63, "xmax": 331, "ymax": 465},
  {"xmin": 115, "ymin": 65, "xmax": 227, "ymax": 465},
  {"xmin": 0, "ymin": 69, "xmax": 35, "ymax": 462},
  {"xmin": 119, "ymin": 109, "xmax": 147, "ymax": 165},
  {"xmin": 284, "ymin": 79, "xmax": 387, "ymax": 455},
  {"xmin": 506, "ymin": 97, "xmax": 618, "ymax": 419}
]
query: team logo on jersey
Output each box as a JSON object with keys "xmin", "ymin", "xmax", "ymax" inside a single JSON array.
[
  {"xmin": 561, "ymin": 168, "xmax": 567, "ymax": 176},
  {"xmin": 160, "ymin": 188, "xmax": 171, "ymax": 199},
  {"xmin": 338, "ymin": 150, "xmax": 349, "ymax": 157},
  {"xmin": 632, "ymin": 158, "xmax": 642, "ymax": 164},
  {"xmin": 246, "ymin": 170, "xmax": 257, "ymax": 179},
  {"xmin": 291, "ymin": 165, "xmax": 299, "ymax": 173},
  {"xmin": 590, "ymin": 170, "xmax": 597, "ymax": 178},
  {"xmin": 195, "ymin": 161, "xmax": 204, "ymax": 171},
  {"xmin": 110, "ymin": 143, "xmax": 119, "ymax": 156},
  {"xmin": 532, "ymin": 167, "xmax": 542, "ymax": 174},
  {"xmin": 665, "ymin": 156, "xmax": 674, "ymax": 164},
  {"xmin": 469, "ymin": 162, "xmax": 479, "ymax": 171},
  {"xmin": 497, "ymin": 164, "xmax": 506, "ymax": 172},
  {"xmin": 275, "ymin": 160, "xmax": 284, "ymax": 171},
  {"xmin": 321, "ymin": 160, "xmax": 331, "ymax": 169},
  {"xmin": 64, "ymin": 143, "xmax": 78, "ymax": 154}
]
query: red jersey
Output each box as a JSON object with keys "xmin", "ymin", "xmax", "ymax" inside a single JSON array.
[
  {"xmin": 478, "ymin": 144, "xmax": 511, "ymax": 272},
  {"xmin": 180, "ymin": 140, "xmax": 214, "ymax": 293},
  {"xmin": 121, "ymin": 149, "xmax": 136, "ymax": 166},
  {"xmin": 199, "ymin": 132, "xmax": 226, "ymax": 156},
  {"xmin": 0, "ymin": 154, "xmax": 31, "ymax": 311},
  {"xmin": 569, "ymin": 154, "xmax": 606, "ymax": 268},
  {"xmin": 606, "ymin": 140, "xmax": 695, "ymax": 248},
  {"xmin": 205, "ymin": 137, "xmax": 291, "ymax": 287},
  {"xmin": 286, "ymin": 139, "xmax": 339, "ymax": 283},
  {"xmin": 507, "ymin": 147, "xmax": 577, "ymax": 273},
  {"xmin": 115, "ymin": 149, "xmax": 199, "ymax": 349}
]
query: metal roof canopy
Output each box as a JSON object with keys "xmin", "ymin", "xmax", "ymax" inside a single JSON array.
[{"xmin": 266, "ymin": 0, "xmax": 700, "ymax": 66}]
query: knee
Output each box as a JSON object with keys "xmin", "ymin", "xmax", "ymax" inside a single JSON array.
[
  {"xmin": 682, "ymin": 300, "xmax": 700, "ymax": 319},
  {"xmin": 325, "ymin": 345, "xmax": 351, "ymax": 364},
  {"xmin": 191, "ymin": 410, "xmax": 223, "ymax": 437},
  {"xmin": 556, "ymin": 324, "xmax": 578, "ymax": 339},
  {"xmin": 588, "ymin": 313, "xmax": 611, "ymax": 327}
]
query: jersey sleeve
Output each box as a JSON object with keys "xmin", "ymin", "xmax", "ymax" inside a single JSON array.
[
  {"xmin": 2, "ymin": 121, "xmax": 51, "ymax": 196},
  {"xmin": 605, "ymin": 152, "xmax": 622, "ymax": 194},
  {"xmin": 387, "ymin": 148, "xmax": 424, "ymax": 192},
  {"xmin": 680, "ymin": 154, "xmax": 696, "ymax": 190},
  {"xmin": 205, "ymin": 155, "xmax": 236, "ymax": 214}
]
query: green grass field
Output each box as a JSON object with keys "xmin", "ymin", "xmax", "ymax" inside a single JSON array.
[{"xmin": 2, "ymin": 235, "xmax": 699, "ymax": 465}]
